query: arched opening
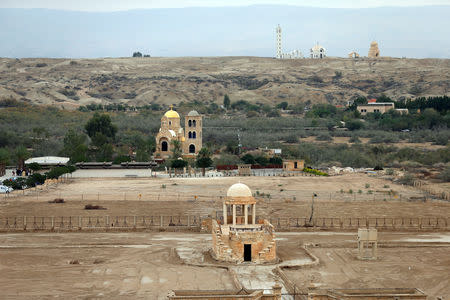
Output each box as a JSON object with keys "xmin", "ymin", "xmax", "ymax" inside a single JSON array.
[
  {"xmin": 189, "ymin": 144, "xmax": 195, "ymax": 153},
  {"xmin": 188, "ymin": 120, "xmax": 192, "ymax": 127},
  {"xmin": 192, "ymin": 131, "xmax": 196, "ymax": 139},
  {"xmin": 188, "ymin": 132, "xmax": 192, "ymax": 138},
  {"xmin": 193, "ymin": 120, "xmax": 196, "ymax": 127},
  {"xmin": 161, "ymin": 141, "xmax": 168, "ymax": 152}
]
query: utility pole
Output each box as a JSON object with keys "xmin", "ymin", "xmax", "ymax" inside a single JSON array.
[{"xmin": 309, "ymin": 193, "xmax": 317, "ymax": 224}]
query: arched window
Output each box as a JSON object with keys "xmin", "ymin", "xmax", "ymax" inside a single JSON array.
[
  {"xmin": 193, "ymin": 120, "xmax": 196, "ymax": 127},
  {"xmin": 169, "ymin": 121, "xmax": 172, "ymax": 126},
  {"xmin": 161, "ymin": 141, "xmax": 168, "ymax": 152},
  {"xmin": 188, "ymin": 120, "xmax": 192, "ymax": 127},
  {"xmin": 188, "ymin": 132, "xmax": 192, "ymax": 138},
  {"xmin": 189, "ymin": 144, "xmax": 195, "ymax": 153},
  {"xmin": 192, "ymin": 131, "xmax": 196, "ymax": 139}
]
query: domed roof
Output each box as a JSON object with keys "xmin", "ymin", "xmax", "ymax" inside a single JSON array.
[
  {"xmin": 370, "ymin": 41, "xmax": 378, "ymax": 46},
  {"xmin": 164, "ymin": 105, "xmax": 180, "ymax": 118},
  {"xmin": 188, "ymin": 110, "xmax": 200, "ymax": 116},
  {"xmin": 227, "ymin": 183, "xmax": 252, "ymax": 198}
]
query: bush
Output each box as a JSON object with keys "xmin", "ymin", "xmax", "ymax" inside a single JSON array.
[
  {"xmin": 84, "ymin": 204, "xmax": 106, "ymax": 210},
  {"xmin": 346, "ymin": 119, "xmax": 364, "ymax": 131},
  {"xmin": 349, "ymin": 136, "xmax": 361, "ymax": 143},
  {"xmin": 438, "ymin": 167, "xmax": 450, "ymax": 182},
  {"xmin": 26, "ymin": 173, "xmax": 46, "ymax": 187},
  {"xmin": 303, "ymin": 167, "xmax": 328, "ymax": 176},
  {"xmin": 316, "ymin": 133, "xmax": 332, "ymax": 141},
  {"xmin": 398, "ymin": 173, "xmax": 415, "ymax": 185}
]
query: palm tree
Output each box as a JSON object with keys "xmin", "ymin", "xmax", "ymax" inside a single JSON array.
[
  {"xmin": 15, "ymin": 146, "xmax": 30, "ymax": 170},
  {"xmin": 0, "ymin": 148, "xmax": 10, "ymax": 176}
]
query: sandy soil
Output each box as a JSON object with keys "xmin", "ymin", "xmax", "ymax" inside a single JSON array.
[
  {"xmin": 1, "ymin": 174, "xmax": 449, "ymax": 219},
  {"xmin": 0, "ymin": 231, "xmax": 448, "ymax": 299}
]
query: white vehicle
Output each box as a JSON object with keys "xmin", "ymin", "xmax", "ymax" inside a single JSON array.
[{"xmin": 0, "ymin": 185, "xmax": 13, "ymax": 194}]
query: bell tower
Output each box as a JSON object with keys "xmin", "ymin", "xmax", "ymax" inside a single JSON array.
[{"xmin": 183, "ymin": 110, "xmax": 202, "ymax": 156}]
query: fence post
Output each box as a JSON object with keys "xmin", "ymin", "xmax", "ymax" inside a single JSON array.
[
  {"xmin": 79, "ymin": 216, "xmax": 82, "ymax": 230},
  {"xmin": 106, "ymin": 216, "xmax": 109, "ymax": 229},
  {"xmin": 133, "ymin": 216, "xmax": 136, "ymax": 229},
  {"xmin": 187, "ymin": 215, "xmax": 190, "ymax": 227},
  {"xmin": 51, "ymin": 216, "xmax": 54, "ymax": 230},
  {"xmin": 160, "ymin": 215, "xmax": 163, "ymax": 227},
  {"xmin": 23, "ymin": 216, "xmax": 27, "ymax": 230}
]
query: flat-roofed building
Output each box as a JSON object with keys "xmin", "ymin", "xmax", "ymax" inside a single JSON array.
[{"xmin": 357, "ymin": 103, "xmax": 394, "ymax": 115}]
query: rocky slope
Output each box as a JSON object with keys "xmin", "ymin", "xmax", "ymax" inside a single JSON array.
[{"xmin": 0, "ymin": 57, "xmax": 448, "ymax": 110}]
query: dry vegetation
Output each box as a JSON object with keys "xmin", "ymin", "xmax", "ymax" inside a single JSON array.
[{"xmin": 1, "ymin": 57, "xmax": 449, "ymax": 109}]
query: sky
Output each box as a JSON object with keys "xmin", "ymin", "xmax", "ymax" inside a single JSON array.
[{"xmin": 1, "ymin": 0, "xmax": 450, "ymax": 11}]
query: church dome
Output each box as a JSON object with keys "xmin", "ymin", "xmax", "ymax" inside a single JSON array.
[
  {"xmin": 164, "ymin": 107, "xmax": 180, "ymax": 118},
  {"xmin": 227, "ymin": 183, "xmax": 252, "ymax": 198},
  {"xmin": 188, "ymin": 110, "xmax": 200, "ymax": 116}
]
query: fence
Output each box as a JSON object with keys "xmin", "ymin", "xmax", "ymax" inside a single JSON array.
[{"xmin": 0, "ymin": 215, "xmax": 447, "ymax": 232}]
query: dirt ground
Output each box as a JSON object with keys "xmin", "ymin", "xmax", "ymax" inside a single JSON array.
[
  {"xmin": 1, "ymin": 173, "xmax": 449, "ymax": 219},
  {"xmin": 0, "ymin": 231, "xmax": 448, "ymax": 299}
]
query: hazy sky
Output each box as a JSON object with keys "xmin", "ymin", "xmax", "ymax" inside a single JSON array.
[{"xmin": 1, "ymin": 0, "xmax": 449, "ymax": 11}]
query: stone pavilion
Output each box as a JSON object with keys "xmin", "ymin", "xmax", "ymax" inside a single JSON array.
[{"xmin": 211, "ymin": 183, "xmax": 277, "ymax": 264}]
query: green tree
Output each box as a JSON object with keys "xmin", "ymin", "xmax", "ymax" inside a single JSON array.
[
  {"xmin": 196, "ymin": 148, "xmax": 213, "ymax": 176},
  {"xmin": 171, "ymin": 140, "xmax": 182, "ymax": 159},
  {"xmin": 26, "ymin": 162, "xmax": 42, "ymax": 174},
  {"xmin": 15, "ymin": 146, "xmax": 30, "ymax": 169},
  {"xmin": 85, "ymin": 113, "xmax": 117, "ymax": 140},
  {"xmin": 132, "ymin": 51, "xmax": 143, "ymax": 57},
  {"xmin": 0, "ymin": 148, "xmax": 9, "ymax": 176},
  {"xmin": 223, "ymin": 94, "xmax": 231, "ymax": 109},
  {"xmin": 276, "ymin": 102, "xmax": 289, "ymax": 110},
  {"xmin": 269, "ymin": 156, "xmax": 282, "ymax": 165},
  {"xmin": 61, "ymin": 129, "xmax": 88, "ymax": 163},
  {"xmin": 346, "ymin": 119, "xmax": 365, "ymax": 131},
  {"xmin": 241, "ymin": 153, "xmax": 255, "ymax": 165},
  {"xmin": 255, "ymin": 156, "xmax": 269, "ymax": 166}
]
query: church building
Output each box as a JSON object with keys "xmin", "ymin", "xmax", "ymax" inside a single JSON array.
[{"xmin": 154, "ymin": 106, "xmax": 202, "ymax": 159}]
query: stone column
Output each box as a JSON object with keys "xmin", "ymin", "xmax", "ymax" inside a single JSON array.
[
  {"xmin": 252, "ymin": 204, "xmax": 256, "ymax": 224},
  {"xmin": 244, "ymin": 204, "xmax": 248, "ymax": 225},
  {"xmin": 232, "ymin": 204, "xmax": 236, "ymax": 226},
  {"xmin": 223, "ymin": 202, "xmax": 227, "ymax": 225}
]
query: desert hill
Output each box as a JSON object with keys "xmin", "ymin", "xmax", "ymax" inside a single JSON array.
[{"xmin": 0, "ymin": 56, "xmax": 449, "ymax": 110}]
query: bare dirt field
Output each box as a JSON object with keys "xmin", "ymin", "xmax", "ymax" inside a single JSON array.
[
  {"xmin": 0, "ymin": 231, "xmax": 448, "ymax": 299},
  {"xmin": 1, "ymin": 173, "xmax": 449, "ymax": 219}
]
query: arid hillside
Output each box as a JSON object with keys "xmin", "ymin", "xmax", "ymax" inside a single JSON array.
[{"xmin": 0, "ymin": 57, "xmax": 449, "ymax": 110}]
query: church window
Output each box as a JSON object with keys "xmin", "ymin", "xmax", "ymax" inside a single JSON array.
[
  {"xmin": 169, "ymin": 121, "xmax": 172, "ymax": 126},
  {"xmin": 188, "ymin": 120, "xmax": 192, "ymax": 127},
  {"xmin": 161, "ymin": 141, "xmax": 168, "ymax": 152},
  {"xmin": 188, "ymin": 132, "xmax": 192, "ymax": 138},
  {"xmin": 193, "ymin": 131, "xmax": 196, "ymax": 139},
  {"xmin": 193, "ymin": 120, "xmax": 196, "ymax": 127},
  {"xmin": 189, "ymin": 144, "xmax": 195, "ymax": 153}
]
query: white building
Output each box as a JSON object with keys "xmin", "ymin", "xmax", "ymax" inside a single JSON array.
[
  {"xmin": 275, "ymin": 25, "xmax": 303, "ymax": 59},
  {"xmin": 310, "ymin": 44, "xmax": 326, "ymax": 59}
]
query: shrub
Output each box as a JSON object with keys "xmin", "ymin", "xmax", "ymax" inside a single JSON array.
[
  {"xmin": 365, "ymin": 183, "xmax": 370, "ymax": 188},
  {"xmin": 84, "ymin": 204, "xmax": 106, "ymax": 210},
  {"xmin": 315, "ymin": 133, "xmax": 332, "ymax": 141},
  {"xmin": 398, "ymin": 173, "xmax": 415, "ymax": 185},
  {"xmin": 303, "ymin": 167, "xmax": 328, "ymax": 176},
  {"xmin": 438, "ymin": 167, "xmax": 450, "ymax": 182},
  {"xmin": 349, "ymin": 136, "xmax": 361, "ymax": 143},
  {"xmin": 26, "ymin": 173, "xmax": 46, "ymax": 187}
]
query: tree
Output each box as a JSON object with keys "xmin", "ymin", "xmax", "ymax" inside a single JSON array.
[
  {"xmin": 0, "ymin": 148, "xmax": 9, "ymax": 176},
  {"xmin": 132, "ymin": 51, "xmax": 143, "ymax": 57},
  {"xmin": 276, "ymin": 102, "xmax": 289, "ymax": 110},
  {"xmin": 171, "ymin": 158, "xmax": 188, "ymax": 175},
  {"xmin": 26, "ymin": 162, "xmax": 42, "ymax": 174},
  {"xmin": 346, "ymin": 119, "xmax": 364, "ymax": 131},
  {"xmin": 61, "ymin": 129, "xmax": 88, "ymax": 163},
  {"xmin": 223, "ymin": 94, "xmax": 231, "ymax": 109},
  {"xmin": 85, "ymin": 113, "xmax": 117, "ymax": 140},
  {"xmin": 269, "ymin": 156, "xmax": 282, "ymax": 165},
  {"xmin": 15, "ymin": 146, "xmax": 30, "ymax": 170},
  {"xmin": 171, "ymin": 140, "xmax": 182, "ymax": 159},
  {"xmin": 196, "ymin": 148, "xmax": 213, "ymax": 176},
  {"xmin": 255, "ymin": 156, "xmax": 269, "ymax": 166},
  {"xmin": 241, "ymin": 153, "xmax": 255, "ymax": 165}
]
